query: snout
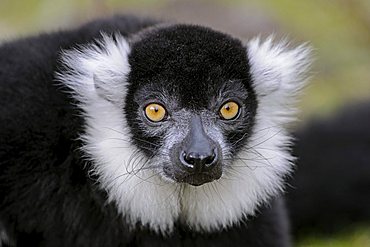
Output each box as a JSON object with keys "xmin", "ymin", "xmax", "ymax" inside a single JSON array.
[
  {"xmin": 180, "ymin": 149, "xmax": 218, "ymax": 173},
  {"xmin": 170, "ymin": 115, "xmax": 222, "ymax": 186},
  {"xmin": 178, "ymin": 148, "xmax": 222, "ymax": 186}
]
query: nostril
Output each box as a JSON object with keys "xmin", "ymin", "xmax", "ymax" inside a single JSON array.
[
  {"xmin": 180, "ymin": 151, "xmax": 195, "ymax": 171},
  {"xmin": 181, "ymin": 149, "xmax": 218, "ymax": 169},
  {"xmin": 204, "ymin": 153, "xmax": 215, "ymax": 165},
  {"xmin": 183, "ymin": 151, "xmax": 195, "ymax": 165},
  {"xmin": 205, "ymin": 149, "xmax": 218, "ymax": 167}
]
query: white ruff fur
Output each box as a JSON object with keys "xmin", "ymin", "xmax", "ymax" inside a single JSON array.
[{"xmin": 58, "ymin": 33, "xmax": 311, "ymax": 233}]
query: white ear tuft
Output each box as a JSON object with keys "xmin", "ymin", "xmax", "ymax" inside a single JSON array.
[
  {"xmin": 57, "ymin": 33, "xmax": 131, "ymax": 107},
  {"xmin": 247, "ymin": 36, "xmax": 312, "ymax": 124}
]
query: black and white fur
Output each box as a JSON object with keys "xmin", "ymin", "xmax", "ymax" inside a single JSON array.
[
  {"xmin": 58, "ymin": 27, "xmax": 310, "ymax": 233},
  {"xmin": 0, "ymin": 15, "xmax": 311, "ymax": 246}
]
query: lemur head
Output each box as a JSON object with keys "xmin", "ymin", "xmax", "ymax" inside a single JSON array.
[
  {"xmin": 59, "ymin": 24, "xmax": 311, "ymax": 233},
  {"xmin": 126, "ymin": 25, "xmax": 257, "ymax": 186}
]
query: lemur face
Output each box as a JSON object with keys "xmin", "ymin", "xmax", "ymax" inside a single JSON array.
[
  {"xmin": 59, "ymin": 24, "xmax": 311, "ymax": 232},
  {"xmin": 125, "ymin": 25, "xmax": 257, "ymax": 186}
]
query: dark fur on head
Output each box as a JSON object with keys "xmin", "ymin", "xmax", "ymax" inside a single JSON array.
[{"xmin": 125, "ymin": 24, "xmax": 258, "ymax": 185}]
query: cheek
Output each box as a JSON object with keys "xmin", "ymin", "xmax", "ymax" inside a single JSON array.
[
  {"xmin": 144, "ymin": 126, "xmax": 188, "ymax": 164},
  {"xmin": 224, "ymin": 130, "xmax": 250, "ymax": 156},
  {"xmin": 155, "ymin": 127, "xmax": 188, "ymax": 179},
  {"xmin": 127, "ymin": 110, "xmax": 173, "ymax": 157},
  {"xmin": 220, "ymin": 114, "xmax": 256, "ymax": 155},
  {"xmin": 126, "ymin": 116, "xmax": 165, "ymax": 157},
  {"xmin": 162, "ymin": 127, "xmax": 188, "ymax": 154}
]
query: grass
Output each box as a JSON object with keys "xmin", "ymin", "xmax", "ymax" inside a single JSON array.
[{"xmin": 297, "ymin": 227, "xmax": 370, "ymax": 247}]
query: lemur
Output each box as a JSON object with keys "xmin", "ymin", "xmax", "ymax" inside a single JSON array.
[{"xmin": 1, "ymin": 15, "xmax": 369, "ymax": 247}]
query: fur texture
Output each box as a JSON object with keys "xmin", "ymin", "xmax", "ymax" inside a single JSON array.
[
  {"xmin": 57, "ymin": 29, "xmax": 310, "ymax": 234},
  {"xmin": 0, "ymin": 15, "xmax": 312, "ymax": 246},
  {"xmin": 288, "ymin": 101, "xmax": 370, "ymax": 235}
]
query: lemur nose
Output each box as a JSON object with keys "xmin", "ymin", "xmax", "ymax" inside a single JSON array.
[{"xmin": 180, "ymin": 149, "xmax": 218, "ymax": 172}]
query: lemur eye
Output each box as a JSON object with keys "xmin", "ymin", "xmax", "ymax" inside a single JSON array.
[
  {"xmin": 144, "ymin": 103, "xmax": 167, "ymax": 122},
  {"xmin": 219, "ymin": 101, "xmax": 240, "ymax": 120}
]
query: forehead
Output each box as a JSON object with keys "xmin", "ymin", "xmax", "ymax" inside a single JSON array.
[{"xmin": 128, "ymin": 24, "xmax": 252, "ymax": 107}]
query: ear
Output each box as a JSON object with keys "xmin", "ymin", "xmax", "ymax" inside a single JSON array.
[
  {"xmin": 247, "ymin": 37, "xmax": 312, "ymax": 124},
  {"xmin": 57, "ymin": 33, "xmax": 131, "ymax": 107}
]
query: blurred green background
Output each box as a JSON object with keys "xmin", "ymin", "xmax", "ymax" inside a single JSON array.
[{"xmin": 0, "ymin": 0, "xmax": 369, "ymax": 246}]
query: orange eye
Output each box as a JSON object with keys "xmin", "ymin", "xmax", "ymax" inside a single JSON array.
[
  {"xmin": 219, "ymin": 101, "xmax": 240, "ymax": 120},
  {"xmin": 144, "ymin": 103, "xmax": 167, "ymax": 122}
]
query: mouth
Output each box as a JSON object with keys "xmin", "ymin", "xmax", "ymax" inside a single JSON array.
[{"xmin": 178, "ymin": 173, "xmax": 221, "ymax": 186}]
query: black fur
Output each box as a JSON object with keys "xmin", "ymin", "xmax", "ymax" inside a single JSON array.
[
  {"xmin": 288, "ymin": 101, "xmax": 370, "ymax": 235},
  {"xmin": 0, "ymin": 15, "xmax": 288, "ymax": 246}
]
